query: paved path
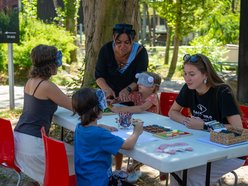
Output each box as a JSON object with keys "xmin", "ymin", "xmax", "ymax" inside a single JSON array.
[{"xmin": 0, "ymin": 86, "xmax": 24, "ymax": 110}]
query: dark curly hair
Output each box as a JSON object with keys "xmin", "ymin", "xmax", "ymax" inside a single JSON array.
[
  {"xmin": 113, "ymin": 23, "xmax": 136, "ymax": 42},
  {"xmin": 72, "ymin": 88, "xmax": 102, "ymax": 126},
  {"xmin": 29, "ymin": 44, "xmax": 58, "ymax": 79}
]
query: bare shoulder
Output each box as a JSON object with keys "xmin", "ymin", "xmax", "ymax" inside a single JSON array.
[
  {"xmin": 39, "ymin": 81, "xmax": 64, "ymax": 98},
  {"xmin": 42, "ymin": 80, "xmax": 60, "ymax": 90}
]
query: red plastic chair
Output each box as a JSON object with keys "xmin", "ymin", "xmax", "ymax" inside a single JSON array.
[
  {"xmin": 240, "ymin": 105, "xmax": 248, "ymax": 129},
  {"xmin": 41, "ymin": 127, "xmax": 76, "ymax": 186},
  {"xmin": 239, "ymin": 105, "xmax": 248, "ymax": 166},
  {"xmin": 160, "ymin": 92, "xmax": 190, "ymax": 117},
  {"xmin": 0, "ymin": 118, "xmax": 21, "ymax": 186}
]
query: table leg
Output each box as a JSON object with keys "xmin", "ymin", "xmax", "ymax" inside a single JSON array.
[
  {"xmin": 182, "ymin": 170, "xmax": 187, "ymax": 186},
  {"xmin": 205, "ymin": 162, "xmax": 211, "ymax": 186},
  {"xmin": 60, "ymin": 126, "xmax": 64, "ymax": 141},
  {"xmin": 171, "ymin": 169, "xmax": 187, "ymax": 186}
]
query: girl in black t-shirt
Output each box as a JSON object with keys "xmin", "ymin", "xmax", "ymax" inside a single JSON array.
[{"xmin": 168, "ymin": 54, "xmax": 244, "ymax": 186}]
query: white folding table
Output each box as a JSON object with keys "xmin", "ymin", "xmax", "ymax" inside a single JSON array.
[{"xmin": 53, "ymin": 107, "xmax": 248, "ymax": 186}]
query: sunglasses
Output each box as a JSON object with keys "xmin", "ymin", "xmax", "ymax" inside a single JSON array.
[
  {"xmin": 183, "ymin": 54, "xmax": 200, "ymax": 63},
  {"xmin": 113, "ymin": 24, "xmax": 136, "ymax": 38},
  {"xmin": 113, "ymin": 24, "xmax": 133, "ymax": 31}
]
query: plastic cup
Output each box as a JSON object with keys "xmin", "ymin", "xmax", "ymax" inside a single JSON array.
[{"xmin": 118, "ymin": 112, "xmax": 133, "ymax": 129}]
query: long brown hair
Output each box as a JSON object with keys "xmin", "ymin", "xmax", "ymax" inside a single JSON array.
[{"xmin": 184, "ymin": 53, "xmax": 240, "ymax": 112}]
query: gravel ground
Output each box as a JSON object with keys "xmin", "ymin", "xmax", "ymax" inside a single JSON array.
[{"xmin": 1, "ymin": 160, "xmax": 248, "ymax": 186}]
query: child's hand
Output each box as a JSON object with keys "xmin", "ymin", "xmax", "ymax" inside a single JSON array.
[
  {"xmin": 133, "ymin": 121, "xmax": 143, "ymax": 136},
  {"xmin": 98, "ymin": 124, "xmax": 118, "ymax": 132},
  {"xmin": 110, "ymin": 106, "xmax": 121, "ymax": 113}
]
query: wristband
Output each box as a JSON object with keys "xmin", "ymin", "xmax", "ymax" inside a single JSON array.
[
  {"xmin": 203, "ymin": 123, "xmax": 209, "ymax": 130},
  {"xmin": 126, "ymin": 86, "xmax": 132, "ymax": 93}
]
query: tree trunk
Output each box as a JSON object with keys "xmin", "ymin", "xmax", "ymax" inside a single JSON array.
[
  {"xmin": 146, "ymin": 8, "xmax": 152, "ymax": 47},
  {"xmin": 165, "ymin": 0, "xmax": 182, "ymax": 80},
  {"xmin": 81, "ymin": 0, "xmax": 140, "ymax": 87},
  {"xmin": 141, "ymin": 2, "xmax": 147, "ymax": 45},
  {"xmin": 64, "ymin": 0, "xmax": 80, "ymax": 63},
  {"xmin": 164, "ymin": 20, "xmax": 171, "ymax": 65},
  {"xmin": 152, "ymin": 7, "xmax": 156, "ymax": 47},
  {"xmin": 237, "ymin": 0, "xmax": 248, "ymax": 103}
]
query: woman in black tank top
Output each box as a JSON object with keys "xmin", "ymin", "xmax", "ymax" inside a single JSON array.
[{"xmin": 14, "ymin": 45, "xmax": 74, "ymax": 185}]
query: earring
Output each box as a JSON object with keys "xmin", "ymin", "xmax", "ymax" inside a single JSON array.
[{"xmin": 203, "ymin": 79, "xmax": 207, "ymax": 84}]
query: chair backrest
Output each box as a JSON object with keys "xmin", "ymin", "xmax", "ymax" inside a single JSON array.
[
  {"xmin": 240, "ymin": 105, "xmax": 248, "ymax": 129},
  {"xmin": 160, "ymin": 92, "xmax": 189, "ymax": 117},
  {"xmin": 41, "ymin": 127, "xmax": 70, "ymax": 186},
  {"xmin": 0, "ymin": 118, "xmax": 20, "ymax": 171}
]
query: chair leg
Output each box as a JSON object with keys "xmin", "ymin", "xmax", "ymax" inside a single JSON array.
[
  {"xmin": 165, "ymin": 173, "xmax": 169, "ymax": 186},
  {"xmin": 127, "ymin": 157, "xmax": 131, "ymax": 171},
  {"xmin": 230, "ymin": 170, "xmax": 238, "ymax": 186},
  {"xmin": 15, "ymin": 170, "xmax": 21, "ymax": 186}
]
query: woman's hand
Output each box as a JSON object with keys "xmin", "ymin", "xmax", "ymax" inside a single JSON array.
[
  {"xmin": 183, "ymin": 116, "xmax": 205, "ymax": 130},
  {"xmin": 118, "ymin": 88, "xmax": 130, "ymax": 102},
  {"xmin": 104, "ymin": 88, "xmax": 116, "ymax": 99}
]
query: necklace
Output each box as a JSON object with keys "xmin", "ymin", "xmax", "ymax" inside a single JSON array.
[{"xmin": 118, "ymin": 62, "xmax": 126, "ymax": 69}]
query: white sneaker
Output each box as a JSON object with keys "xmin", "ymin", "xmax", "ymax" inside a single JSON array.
[{"xmin": 126, "ymin": 170, "xmax": 142, "ymax": 183}]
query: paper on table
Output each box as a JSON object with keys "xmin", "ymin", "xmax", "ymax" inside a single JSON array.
[
  {"xmin": 112, "ymin": 129, "xmax": 158, "ymax": 144},
  {"xmin": 197, "ymin": 137, "xmax": 248, "ymax": 148}
]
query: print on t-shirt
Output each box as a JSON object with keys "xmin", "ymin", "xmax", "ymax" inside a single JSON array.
[{"xmin": 193, "ymin": 104, "xmax": 213, "ymax": 122}]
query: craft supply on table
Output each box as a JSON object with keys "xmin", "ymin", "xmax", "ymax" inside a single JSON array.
[
  {"xmin": 143, "ymin": 124, "xmax": 171, "ymax": 133},
  {"xmin": 143, "ymin": 125, "xmax": 191, "ymax": 140},
  {"xmin": 156, "ymin": 142, "xmax": 193, "ymax": 155},
  {"xmin": 210, "ymin": 127, "xmax": 248, "ymax": 145},
  {"xmin": 103, "ymin": 107, "xmax": 115, "ymax": 115},
  {"xmin": 116, "ymin": 112, "xmax": 133, "ymax": 129}
]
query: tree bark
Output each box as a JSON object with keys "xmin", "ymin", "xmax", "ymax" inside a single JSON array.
[
  {"xmin": 237, "ymin": 0, "xmax": 248, "ymax": 103},
  {"xmin": 81, "ymin": 0, "xmax": 140, "ymax": 87},
  {"xmin": 64, "ymin": 0, "xmax": 80, "ymax": 63},
  {"xmin": 164, "ymin": 20, "xmax": 171, "ymax": 65},
  {"xmin": 146, "ymin": 8, "xmax": 152, "ymax": 47}
]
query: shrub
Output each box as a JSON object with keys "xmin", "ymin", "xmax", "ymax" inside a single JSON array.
[{"xmin": 0, "ymin": 13, "xmax": 77, "ymax": 84}]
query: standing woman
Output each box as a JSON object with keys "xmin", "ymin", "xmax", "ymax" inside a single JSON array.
[
  {"xmin": 168, "ymin": 53, "xmax": 245, "ymax": 186},
  {"xmin": 14, "ymin": 44, "xmax": 74, "ymax": 185},
  {"xmin": 95, "ymin": 23, "xmax": 148, "ymax": 171},
  {"xmin": 95, "ymin": 23, "xmax": 149, "ymax": 103}
]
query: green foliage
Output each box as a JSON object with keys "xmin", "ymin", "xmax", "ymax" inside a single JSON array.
[
  {"xmin": 0, "ymin": 12, "xmax": 10, "ymax": 29},
  {"xmin": 21, "ymin": 0, "xmax": 37, "ymax": 18},
  {"xmin": 145, "ymin": 0, "xmax": 240, "ymax": 45},
  {"xmin": 148, "ymin": 0, "xmax": 203, "ymax": 39},
  {"xmin": 0, "ymin": 45, "xmax": 6, "ymax": 71},
  {"xmin": 0, "ymin": 1, "xmax": 77, "ymax": 84},
  {"xmin": 194, "ymin": 0, "xmax": 240, "ymax": 44},
  {"xmin": 54, "ymin": 7, "xmax": 66, "ymax": 27},
  {"xmin": 178, "ymin": 35, "xmax": 228, "ymax": 72}
]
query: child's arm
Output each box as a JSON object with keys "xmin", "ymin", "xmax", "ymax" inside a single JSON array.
[
  {"xmin": 121, "ymin": 122, "xmax": 143, "ymax": 150},
  {"xmin": 111, "ymin": 101, "xmax": 153, "ymax": 113}
]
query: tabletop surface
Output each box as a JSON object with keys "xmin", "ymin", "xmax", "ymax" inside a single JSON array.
[{"xmin": 53, "ymin": 107, "xmax": 248, "ymax": 173}]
